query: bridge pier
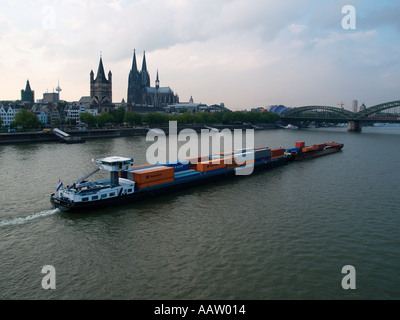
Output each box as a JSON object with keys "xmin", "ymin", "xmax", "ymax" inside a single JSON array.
[{"xmin": 348, "ymin": 120, "xmax": 362, "ymax": 132}]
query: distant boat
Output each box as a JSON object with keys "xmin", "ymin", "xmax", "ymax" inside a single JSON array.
[
  {"xmin": 285, "ymin": 124, "xmax": 298, "ymax": 129},
  {"xmin": 52, "ymin": 128, "xmax": 85, "ymax": 144}
]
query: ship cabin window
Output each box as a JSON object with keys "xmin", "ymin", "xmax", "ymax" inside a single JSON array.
[
  {"xmin": 92, "ymin": 196, "xmax": 98, "ymax": 200},
  {"xmin": 82, "ymin": 197, "xmax": 89, "ymax": 202},
  {"xmin": 101, "ymin": 194, "xmax": 107, "ymax": 199},
  {"xmin": 110, "ymin": 192, "xmax": 116, "ymax": 197},
  {"xmin": 127, "ymin": 189, "xmax": 133, "ymax": 193}
]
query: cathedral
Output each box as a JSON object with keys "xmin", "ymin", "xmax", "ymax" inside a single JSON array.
[
  {"xmin": 89, "ymin": 51, "xmax": 179, "ymax": 111},
  {"xmin": 127, "ymin": 50, "xmax": 179, "ymax": 107}
]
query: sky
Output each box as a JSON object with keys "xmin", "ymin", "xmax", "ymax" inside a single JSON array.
[{"xmin": 1, "ymin": 0, "xmax": 400, "ymax": 111}]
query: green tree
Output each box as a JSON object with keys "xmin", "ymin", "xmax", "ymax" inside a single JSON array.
[
  {"xmin": 213, "ymin": 111, "xmax": 225, "ymax": 123},
  {"xmin": 0, "ymin": 117, "xmax": 3, "ymax": 127},
  {"xmin": 12, "ymin": 109, "xmax": 41, "ymax": 129},
  {"xmin": 208, "ymin": 113, "xmax": 219, "ymax": 124},
  {"xmin": 260, "ymin": 111, "xmax": 279, "ymax": 123},
  {"xmin": 124, "ymin": 111, "xmax": 143, "ymax": 125},
  {"xmin": 192, "ymin": 112, "xmax": 211, "ymax": 125},
  {"xmin": 222, "ymin": 111, "xmax": 233, "ymax": 124},
  {"xmin": 96, "ymin": 112, "xmax": 114, "ymax": 126},
  {"xmin": 180, "ymin": 112, "xmax": 194, "ymax": 125},
  {"xmin": 113, "ymin": 107, "xmax": 126, "ymax": 124},
  {"xmin": 144, "ymin": 113, "xmax": 169, "ymax": 125},
  {"xmin": 65, "ymin": 118, "xmax": 77, "ymax": 125},
  {"xmin": 79, "ymin": 112, "xmax": 96, "ymax": 126}
]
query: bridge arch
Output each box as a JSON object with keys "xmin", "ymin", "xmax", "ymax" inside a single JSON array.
[
  {"xmin": 356, "ymin": 100, "xmax": 400, "ymax": 118},
  {"xmin": 280, "ymin": 106, "xmax": 356, "ymax": 120}
]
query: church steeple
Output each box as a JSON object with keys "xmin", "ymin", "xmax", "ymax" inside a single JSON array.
[
  {"xmin": 155, "ymin": 70, "xmax": 160, "ymax": 89},
  {"xmin": 25, "ymin": 79, "xmax": 32, "ymax": 92},
  {"xmin": 141, "ymin": 51, "xmax": 147, "ymax": 72},
  {"xmin": 140, "ymin": 51, "xmax": 150, "ymax": 87},
  {"xmin": 96, "ymin": 56, "xmax": 107, "ymax": 82},
  {"xmin": 131, "ymin": 49, "xmax": 138, "ymax": 72},
  {"xmin": 128, "ymin": 49, "xmax": 141, "ymax": 104}
]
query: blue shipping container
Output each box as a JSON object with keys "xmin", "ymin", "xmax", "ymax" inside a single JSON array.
[
  {"xmin": 158, "ymin": 161, "xmax": 191, "ymax": 172},
  {"xmin": 285, "ymin": 147, "xmax": 300, "ymax": 153},
  {"xmin": 174, "ymin": 170, "xmax": 202, "ymax": 180}
]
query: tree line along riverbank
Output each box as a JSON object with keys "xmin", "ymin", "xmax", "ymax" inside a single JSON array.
[
  {"xmin": 1, "ymin": 108, "xmax": 280, "ymax": 131},
  {"xmin": 0, "ymin": 123, "xmax": 279, "ymax": 144}
]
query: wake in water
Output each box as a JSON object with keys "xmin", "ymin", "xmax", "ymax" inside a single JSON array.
[{"xmin": 0, "ymin": 209, "xmax": 60, "ymax": 228}]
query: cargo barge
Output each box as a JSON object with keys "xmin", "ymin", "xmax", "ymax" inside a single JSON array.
[
  {"xmin": 50, "ymin": 141, "xmax": 343, "ymax": 212},
  {"xmin": 288, "ymin": 141, "xmax": 344, "ymax": 161}
]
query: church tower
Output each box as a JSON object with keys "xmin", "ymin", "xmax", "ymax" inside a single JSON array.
[
  {"xmin": 21, "ymin": 80, "xmax": 35, "ymax": 104},
  {"xmin": 140, "ymin": 51, "xmax": 150, "ymax": 88},
  {"xmin": 127, "ymin": 50, "xmax": 141, "ymax": 105},
  {"xmin": 90, "ymin": 55, "xmax": 113, "ymax": 111}
]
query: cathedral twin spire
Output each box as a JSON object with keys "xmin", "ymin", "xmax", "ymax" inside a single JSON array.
[
  {"xmin": 127, "ymin": 49, "xmax": 178, "ymax": 106},
  {"xmin": 130, "ymin": 49, "xmax": 150, "ymax": 88}
]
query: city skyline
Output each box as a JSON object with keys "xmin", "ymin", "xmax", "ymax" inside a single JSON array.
[{"xmin": 1, "ymin": 0, "xmax": 400, "ymax": 110}]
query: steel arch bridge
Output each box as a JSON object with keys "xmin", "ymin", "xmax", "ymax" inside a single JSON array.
[
  {"xmin": 356, "ymin": 100, "xmax": 400, "ymax": 118},
  {"xmin": 279, "ymin": 100, "xmax": 400, "ymax": 123},
  {"xmin": 280, "ymin": 105, "xmax": 356, "ymax": 121}
]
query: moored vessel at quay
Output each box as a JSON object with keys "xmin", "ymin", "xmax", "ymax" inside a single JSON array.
[{"xmin": 50, "ymin": 141, "xmax": 343, "ymax": 212}]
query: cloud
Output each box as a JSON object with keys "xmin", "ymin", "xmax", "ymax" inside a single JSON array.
[{"xmin": 1, "ymin": 0, "xmax": 400, "ymax": 109}]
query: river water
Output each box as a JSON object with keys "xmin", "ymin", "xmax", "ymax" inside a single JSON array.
[{"xmin": 0, "ymin": 125, "xmax": 399, "ymax": 300}]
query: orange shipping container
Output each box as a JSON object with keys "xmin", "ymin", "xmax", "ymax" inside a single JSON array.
[
  {"xmin": 313, "ymin": 144, "xmax": 325, "ymax": 150},
  {"xmin": 295, "ymin": 141, "xmax": 305, "ymax": 148},
  {"xmin": 222, "ymin": 156, "xmax": 237, "ymax": 168},
  {"xmin": 184, "ymin": 156, "xmax": 208, "ymax": 170},
  {"xmin": 136, "ymin": 177, "xmax": 174, "ymax": 189},
  {"xmin": 216, "ymin": 150, "xmax": 234, "ymax": 156},
  {"xmin": 196, "ymin": 160, "xmax": 226, "ymax": 172},
  {"xmin": 325, "ymin": 143, "xmax": 340, "ymax": 147},
  {"xmin": 184, "ymin": 156, "xmax": 209, "ymax": 164},
  {"xmin": 302, "ymin": 146, "xmax": 316, "ymax": 152},
  {"xmin": 133, "ymin": 166, "xmax": 174, "ymax": 184},
  {"xmin": 271, "ymin": 148, "xmax": 284, "ymax": 157}
]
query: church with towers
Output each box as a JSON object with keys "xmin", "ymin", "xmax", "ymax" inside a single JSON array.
[
  {"xmin": 127, "ymin": 50, "xmax": 179, "ymax": 107},
  {"xmin": 90, "ymin": 50, "xmax": 179, "ymax": 111},
  {"xmin": 90, "ymin": 55, "xmax": 113, "ymax": 112}
]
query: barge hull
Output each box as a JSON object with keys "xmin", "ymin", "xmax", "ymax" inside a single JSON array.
[{"xmin": 293, "ymin": 144, "xmax": 343, "ymax": 161}]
